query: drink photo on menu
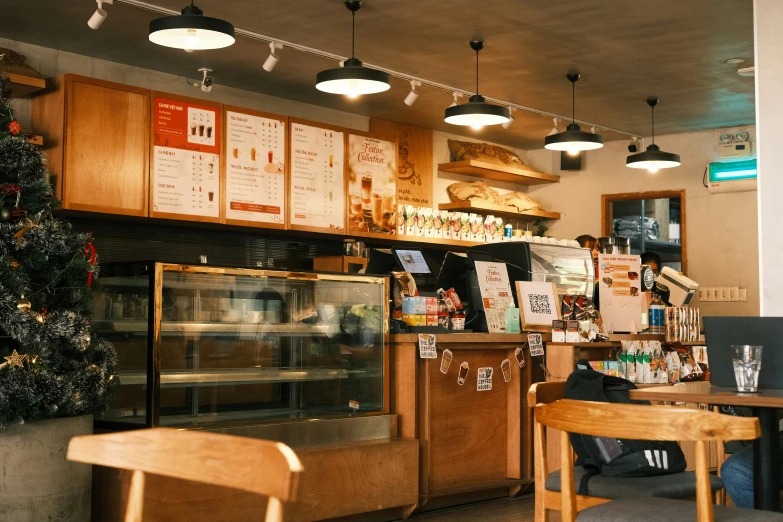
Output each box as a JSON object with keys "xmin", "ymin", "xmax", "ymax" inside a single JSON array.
[{"xmin": 347, "ymin": 134, "xmax": 397, "ymax": 235}]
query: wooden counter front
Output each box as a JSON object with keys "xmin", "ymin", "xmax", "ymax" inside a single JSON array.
[{"xmin": 390, "ymin": 333, "xmax": 543, "ymax": 511}]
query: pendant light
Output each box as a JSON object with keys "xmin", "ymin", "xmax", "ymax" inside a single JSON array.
[
  {"xmin": 315, "ymin": 1, "xmax": 390, "ymax": 98},
  {"xmin": 444, "ymin": 41, "xmax": 511, "ymax": 130},
  {"xmin": 149, "ymin": 1, "xmax": 235, "ymax": 51},
  {"xmin": 626, "ymin": 97, "xmax": 681, "ymax": 173},
  {"xmin": 544, "ymin": 73, "xmax": 603, "ymax": 155}
]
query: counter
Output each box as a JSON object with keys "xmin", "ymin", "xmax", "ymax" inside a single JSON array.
[{"xmin": 390, "ymin": 333, "xmax": 545, "ymax": 511}]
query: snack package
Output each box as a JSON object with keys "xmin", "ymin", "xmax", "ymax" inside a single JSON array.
[
  {"xmin": 437, "ymin": 287, "xmax": 463, "ymax": 311},
  {"xmin": 476, "ymin": 215, "xmax": 486, "ymax": 242},
  {"xmin": 405, "ymin": 205, "xmax": 416, "ymax": 236},
  {"xmin": 552, "ymin": 320, "xmax": 566, "ymax": 343},
  {"xmin": 391, "ymin": 271, "xmax": 418, "ymax": 315},
  {"xmin": 461, "ymin": 213, "xmax": 471, "ymax": 242},
  {"xmin": 565, "ymin": 320, "xmax": 580, "ymax": 343},
  {"xmin": 433, "ymin": 210, "xmax": 443, "ymax": 238},
  {"xmin": 484, "ymin": 215, "xmax": 495, "ymax": 243},
  {"xmin": 494, "ymin": 217, "xmax": 505, "ymax": 242},
  {"xmin": 679, "ymin": 349, "xmax": 704, "ymax": 382},
  {"xmin": 468, "ymin": 214, "xmax": 481, "ymax": 242},
  {"xmin": 658, "ymin": 349, "xmax": 669, "ymax": 383},
  {"xmin": 397, "ymin": 204, "xmax": 407, "ymax": 235},
  {"xmin": 415, "ymin": 207, "xmax": 426, "ymax": 236},
  {"xmin": 642, "ymin": 342, "xmax": 652, "ymax": 384},
  {"xmin": 561, "ymin": 295, "xmax": 575, "ymax": 320},
  {"xmin": 423, "ymin": 208, "xmax": 435, "ymax": 237},
  {"xmin": 450, "ymin": 212, "xmax": 462, "ymax": 240},
  {"xmin": 440, "ymin": 211, "xmax": 450, "ymax": 238},
  {"xmin": 668, "ymin": 350, "xmax": 681, "ymax": 383}
]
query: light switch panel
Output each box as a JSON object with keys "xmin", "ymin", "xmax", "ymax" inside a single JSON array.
[
  {"xmin": 706, "ymin": 287, "xmax": 716, "ymax": 302},
  {"xmin": 730, "ymin": 287, "xmax": 739, "ymax": 302},
  {"xmin": 739, "ymin": 287, "xmax": 747, "ymax": 302},
  {"xmin": 722, "ymin": 287, "xmax": 732, "ymax": 301},
  {"xmin": 698, "ymin": 287, "xmax": 707, "ymax": 301},
  {"xmin": 715, "ymin": 287, "xmax": 724, "ymax": 302}
]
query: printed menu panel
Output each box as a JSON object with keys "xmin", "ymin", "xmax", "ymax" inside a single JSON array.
[
  {"xmin": 225, "ymin": 111, "xmax": 285, "ymax": 225},
  {"xmin": 289, "ymin": 122, "xmax": 345, "ymax": 230},
  {"xmin": 347, "ymin": 133, "xmax": 397, "ymax": 235},
  {"xmin": 152, "ymin": 97, "xmax": 220, "ymax": 218},
  {"xmin": 474, "ymin": 261, "xmax": 514, "ymax": 333},
  {"xmin": 598, "ymin": 254, "xmax": 643, "ymax": 333}
]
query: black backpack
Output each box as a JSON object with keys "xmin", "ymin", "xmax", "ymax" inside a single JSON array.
[{"xmin": 564, "ymin": 361, "xmax": 688, "ymax": 494}]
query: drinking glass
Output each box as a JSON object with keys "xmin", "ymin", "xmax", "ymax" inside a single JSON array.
[{"xmin": 732, "ymin": 345, "xmax": 763, "ymax": 392}]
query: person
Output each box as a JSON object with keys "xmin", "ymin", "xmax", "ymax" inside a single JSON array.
[
  {"xmin": 641, "ymin": 251, "xmax": 662, "ymax": 276},
  {"xmin": 720, "ymin": 433, "xmax": 783, "ymax": 509}
]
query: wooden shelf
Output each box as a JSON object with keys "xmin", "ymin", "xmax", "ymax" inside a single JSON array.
[
  {"xmin": 26, "ymin": 135, "xmax": 43, "ymax": 147},
  {"xmin": 438, "ymin": 160, "xmax": 560, "ymax": 185},
  {"xmin": 349, "ymin": 230, "xmax": 481, "ymax": 250},
  {"xmin": 438, "ymin": 200, "xmax": 560, "ymax": 222},
  {"xmin": 6, "ymin": 72, "xmax": 46, "ymax": 98}
]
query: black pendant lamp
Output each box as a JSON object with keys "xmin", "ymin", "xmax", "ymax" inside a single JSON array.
[
  {"xmin": 626, "ymin": 97, "xmax": 681, "ymax": 173},
  {"xmin": 544, "ymin": 73, "xmax": 603, "ymax": 155},
  {"xmin": 444, "ymin": 41, "xmax": 511, "ymax": 129},
  {"xmin": 316, "ymin": 1, "xmax": 390, "ymax": 98},
  {"xmin": 149, "ymin": 1, "xmax": 234, "ymax": 51}
]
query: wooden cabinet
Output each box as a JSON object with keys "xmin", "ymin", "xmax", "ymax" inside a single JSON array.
[{"xmin": 31, "ymin": 75, "xmax": 150, "ymax": 217}]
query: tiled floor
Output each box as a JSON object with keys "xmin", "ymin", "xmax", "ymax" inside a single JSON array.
[{"xmin": 401, "ymin": 494, "xmax": 539, "ymax": 522}]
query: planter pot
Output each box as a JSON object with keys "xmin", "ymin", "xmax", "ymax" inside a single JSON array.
[{"xmin": 0, "ymin": 414, "xmax": 93, "ymax": 522}]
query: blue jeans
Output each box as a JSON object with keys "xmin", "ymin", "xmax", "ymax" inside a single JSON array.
[{"xmin": 720, "ymin": 434, "xmax": 783, "ymax": 509}]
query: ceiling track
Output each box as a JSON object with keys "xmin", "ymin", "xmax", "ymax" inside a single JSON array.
[{"xmin": 116, "ymin": 0, "xmax": 641, "ymax": 139}]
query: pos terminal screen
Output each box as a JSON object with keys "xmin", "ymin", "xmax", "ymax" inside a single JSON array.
[{"xmin": 393, "ymin": 248, "xmax": 431, "ymax": 275}]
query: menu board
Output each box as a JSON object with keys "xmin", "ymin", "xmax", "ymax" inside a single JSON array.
[
  {"xmin": 346, "ymin": 133, "xmax": 397, "ymax": 236},
  {"xmin": 598, "ymin": 254, "xmax": 643, "ymax": 333},
  {"xmin": 152, "ymin": 97, "xmax": 220, "ymax": 218},
  {"xmin": 225, "ymin": 110, "xmax": 286, "ymax": 225},
  {"xmin": 289, "ymin": 121, "xmax": 345, "ymax": 231},
  {"xmin": 474, "ymin": 261, "xmax": 514, "ymax": 333}
]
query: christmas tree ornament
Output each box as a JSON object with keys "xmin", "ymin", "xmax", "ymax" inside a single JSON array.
[
  {"xmin": 84, "ymin": 243, "xmax": 97, "ymax": 287},
  {"xmin": 8, "ymin": 120, "xmax": 21, "ymax": 135},
  {"xmin": 9, "ymin": 258, "xmax": 19, "ymax": 268},
  {"xmin": 3, "ymin": 349, "xmax": 28, "ymax": 369},
  {"xmin": 16, "ymin": 294, "xmax": 30, "ymax": 313},
  {"xmin": 0, "ymin": 207, "xmax": 10, "ymax": 223}
]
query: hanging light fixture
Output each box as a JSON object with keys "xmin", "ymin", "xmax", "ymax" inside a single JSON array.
[
  {"xmin": 444, "ymin": 41, "xmax": 511, "ymax": 130},
  {"xmin": 626, "ymin": 97, "xmax": 681, "ymax": 173},
  {"xmin": 149, "ymin": 1, "xmax": 235, "ymax": 51},
  {"xmin": 544, "ymin": 73, "xmax": 603, "ymax": 155},
  {"xmin": 315, "ymin": 1, "xmax": 390, "ymax": 98}
]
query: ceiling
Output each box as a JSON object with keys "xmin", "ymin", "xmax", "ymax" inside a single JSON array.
[{"xmin": 1, "ymin": 0, "xmax": 755, "ymax": 149}]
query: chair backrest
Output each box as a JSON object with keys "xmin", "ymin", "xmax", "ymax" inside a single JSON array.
[
  {"xmin": 535, "ymin": 399, "xmax": 760, "ymax": 522},
  {"xmin": 67, "ymin": 428, "xmax": 303, "ymax": 522},
  {"xmin": 527, "ymin": 381, "xmax": 567, "ymax": 408}
]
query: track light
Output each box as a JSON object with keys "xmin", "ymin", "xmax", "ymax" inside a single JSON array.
[
  {"xmin": 88, "ymin": 0, "xmax": 112, "ymax": 30},
  {"xmin": 449, "ymin": 91, "xmax": 463, "ymax": 108},
  {"xmin": 263, "ymin": 42, "xmax": 283, "ymax": 72},
  {"xmin": 547, "ymin": 118, "xmax": 560, "ymax": 137},
  {"xmin": 404, "ymin": 81, "xmax": 421, "ymax": 106},
  {"xmin": 501, "ymin": 108, "xmax": 516, "ymax": 129}
]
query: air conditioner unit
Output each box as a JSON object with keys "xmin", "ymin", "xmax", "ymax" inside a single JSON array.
[{"xmin": 707, "ymin": 159, "xmax": 757, "ymax": 194}]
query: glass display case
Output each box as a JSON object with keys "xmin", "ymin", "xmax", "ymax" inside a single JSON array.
[{"xmin": 92, "ymin": 262, "xmax": 388, "ymax": 430}]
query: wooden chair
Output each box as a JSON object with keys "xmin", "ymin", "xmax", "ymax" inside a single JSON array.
[
  {"xmin": 528, "ymin": 382, "xmax": 728, "ymax": 522},
  {"xmin": 67, "ymin": 428, "xmax": 303, "ymax": 522},
  {"xmin": 536, "ymin": 399, "xmax": 768, "ymax": 522}
]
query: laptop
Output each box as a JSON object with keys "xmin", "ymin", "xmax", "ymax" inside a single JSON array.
[{"xmin": 703, "ymin": 316, "xmax": 783, "ymax": 390}]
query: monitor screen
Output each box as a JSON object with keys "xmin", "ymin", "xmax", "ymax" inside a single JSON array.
[{"xmin": 393, "ymin": 248, "xmax": 431, "ymax": 275}]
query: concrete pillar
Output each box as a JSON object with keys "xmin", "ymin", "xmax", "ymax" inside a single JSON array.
[{"xmin": 754, "ymin": 0, "xmax": 783, "ymax": 315}]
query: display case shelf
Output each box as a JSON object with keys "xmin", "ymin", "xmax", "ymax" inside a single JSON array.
[
  {"xmin": 438, "ymin": 159, "xmax": 560, "ymax": 185},
  {"xmin": 96, "ymin": 321, "xmax": 341, "ymax": 336},
  {"xmin": 118, "ymin": 367, "xmax": 379, "ymax": 386},
  {"xmin": 438, "ymin": 200, "xmax": 560, "ymax": 222}
]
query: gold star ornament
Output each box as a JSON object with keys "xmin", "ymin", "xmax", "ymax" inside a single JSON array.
[{"xmin": 3, "ymin": 350, "xmax": 27, "ymax": 369}]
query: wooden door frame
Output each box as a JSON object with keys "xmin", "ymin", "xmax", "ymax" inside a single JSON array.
[{"xmin": 601, "ymin": 190, "xmax": 687, "ymax": 274}]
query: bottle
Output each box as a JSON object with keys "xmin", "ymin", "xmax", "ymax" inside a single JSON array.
[
  {"xmin": 505, "ymin": 304, "xmax": 521, "ymax": 334},
  {"xmin": 648, "ymin": 294, "xmax": 665, "ymax": 335}
]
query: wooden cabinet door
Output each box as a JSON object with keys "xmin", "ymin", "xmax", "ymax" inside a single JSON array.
[{"xmin": 63, "ymin": 76, "xmax": 150, "ymax": 216}]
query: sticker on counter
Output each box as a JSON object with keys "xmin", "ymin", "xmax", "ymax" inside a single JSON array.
[
  {"xmin": 440, "ymin": 348, "xmax": 453, "ymax": 374},
  {"xmin": 528, "ymin": 334, "xmax": 545, "ymax": 357},
  {"xmin": 349, "ymin": 400, "xmax": 360, "ymax": 411},
  {"xmin": 457, "ymin": 362, "xmax": 469, "ymax": 385},
  {"xmin": 514, "ymin": 347, "xmax": 526, "ymax": 368},
  {"xmin": 418, "ymin": 334, "xmax": 437, "ymax": 359},
  {"xmin": 501, "ymin": 359, "xmax": 512, "ymax": 383},
  {"xmin": 477, "ymin": 367, "xmax": 493, "ymax": 391}
]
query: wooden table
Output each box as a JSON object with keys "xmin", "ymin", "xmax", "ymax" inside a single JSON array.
[{"xmin": 630, "ymin": 382, "xmax": 783, "ymax": 512}]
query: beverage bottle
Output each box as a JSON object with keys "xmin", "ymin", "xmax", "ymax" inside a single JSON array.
[{"xmin": 648, "ymin": 294, "xmax": 665, "ymax": 335}]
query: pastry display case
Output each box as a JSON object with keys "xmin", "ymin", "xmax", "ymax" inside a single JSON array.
[{"xmin": 92, "ymin": 262, "xmax": 388, "ymax": 430}]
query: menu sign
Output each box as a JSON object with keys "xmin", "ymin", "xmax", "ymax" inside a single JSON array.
[
  {"xmin": 474, "ymin": 261, "xmax": 514, "ymax": 333},
  {"xmin": 598, "ymin": 254, "xmax": 643, "ymax": 333},
  {"xmin": 225, "ymin": 110, "xmax": 285, "ymax": 225},
  {"xmin": 289, "ymin": 122, "xmax": 345, "ymax": 230},
  {"xmin": 152, "ymin": 97, "xmax": 220, "ymax": 218},
  {"xmin": 347, "ymin": 133, "xmax": 397, "ymax": 235}
]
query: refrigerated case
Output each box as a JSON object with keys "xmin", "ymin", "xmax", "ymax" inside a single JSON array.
[{"xmin": 92, "ymin": 262, "xmax": 388, "ymax": 432}]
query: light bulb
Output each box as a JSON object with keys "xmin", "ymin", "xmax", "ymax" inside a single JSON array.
[
  {"xmin": 471, "ymin": 123, "xmax": 484, "ymax": 130},
  {"xmin": 648, "ymin": 164, "xmax": 659, "ymax": 174},
  {"xmin": 185, "ymin": 29, "xmax": 199, "ymax": 51},
  {"xmin": 567, "ymin": 149, "xmax": 580, "ymax": 157}
]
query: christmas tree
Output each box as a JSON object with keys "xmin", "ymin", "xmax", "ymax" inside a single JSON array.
[{"xmin": 0, "ymin": 74, "xmax": 117, "ymax": 424}]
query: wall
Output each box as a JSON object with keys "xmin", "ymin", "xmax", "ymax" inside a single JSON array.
[{"xmin": 525, "ymin": 126, "xmax": 759, "ymax": 316}]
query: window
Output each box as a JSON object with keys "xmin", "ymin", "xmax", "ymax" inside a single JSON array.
[{"xmin": 602, "ymin": 190, "xmax": 686, "ymax": 273}]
